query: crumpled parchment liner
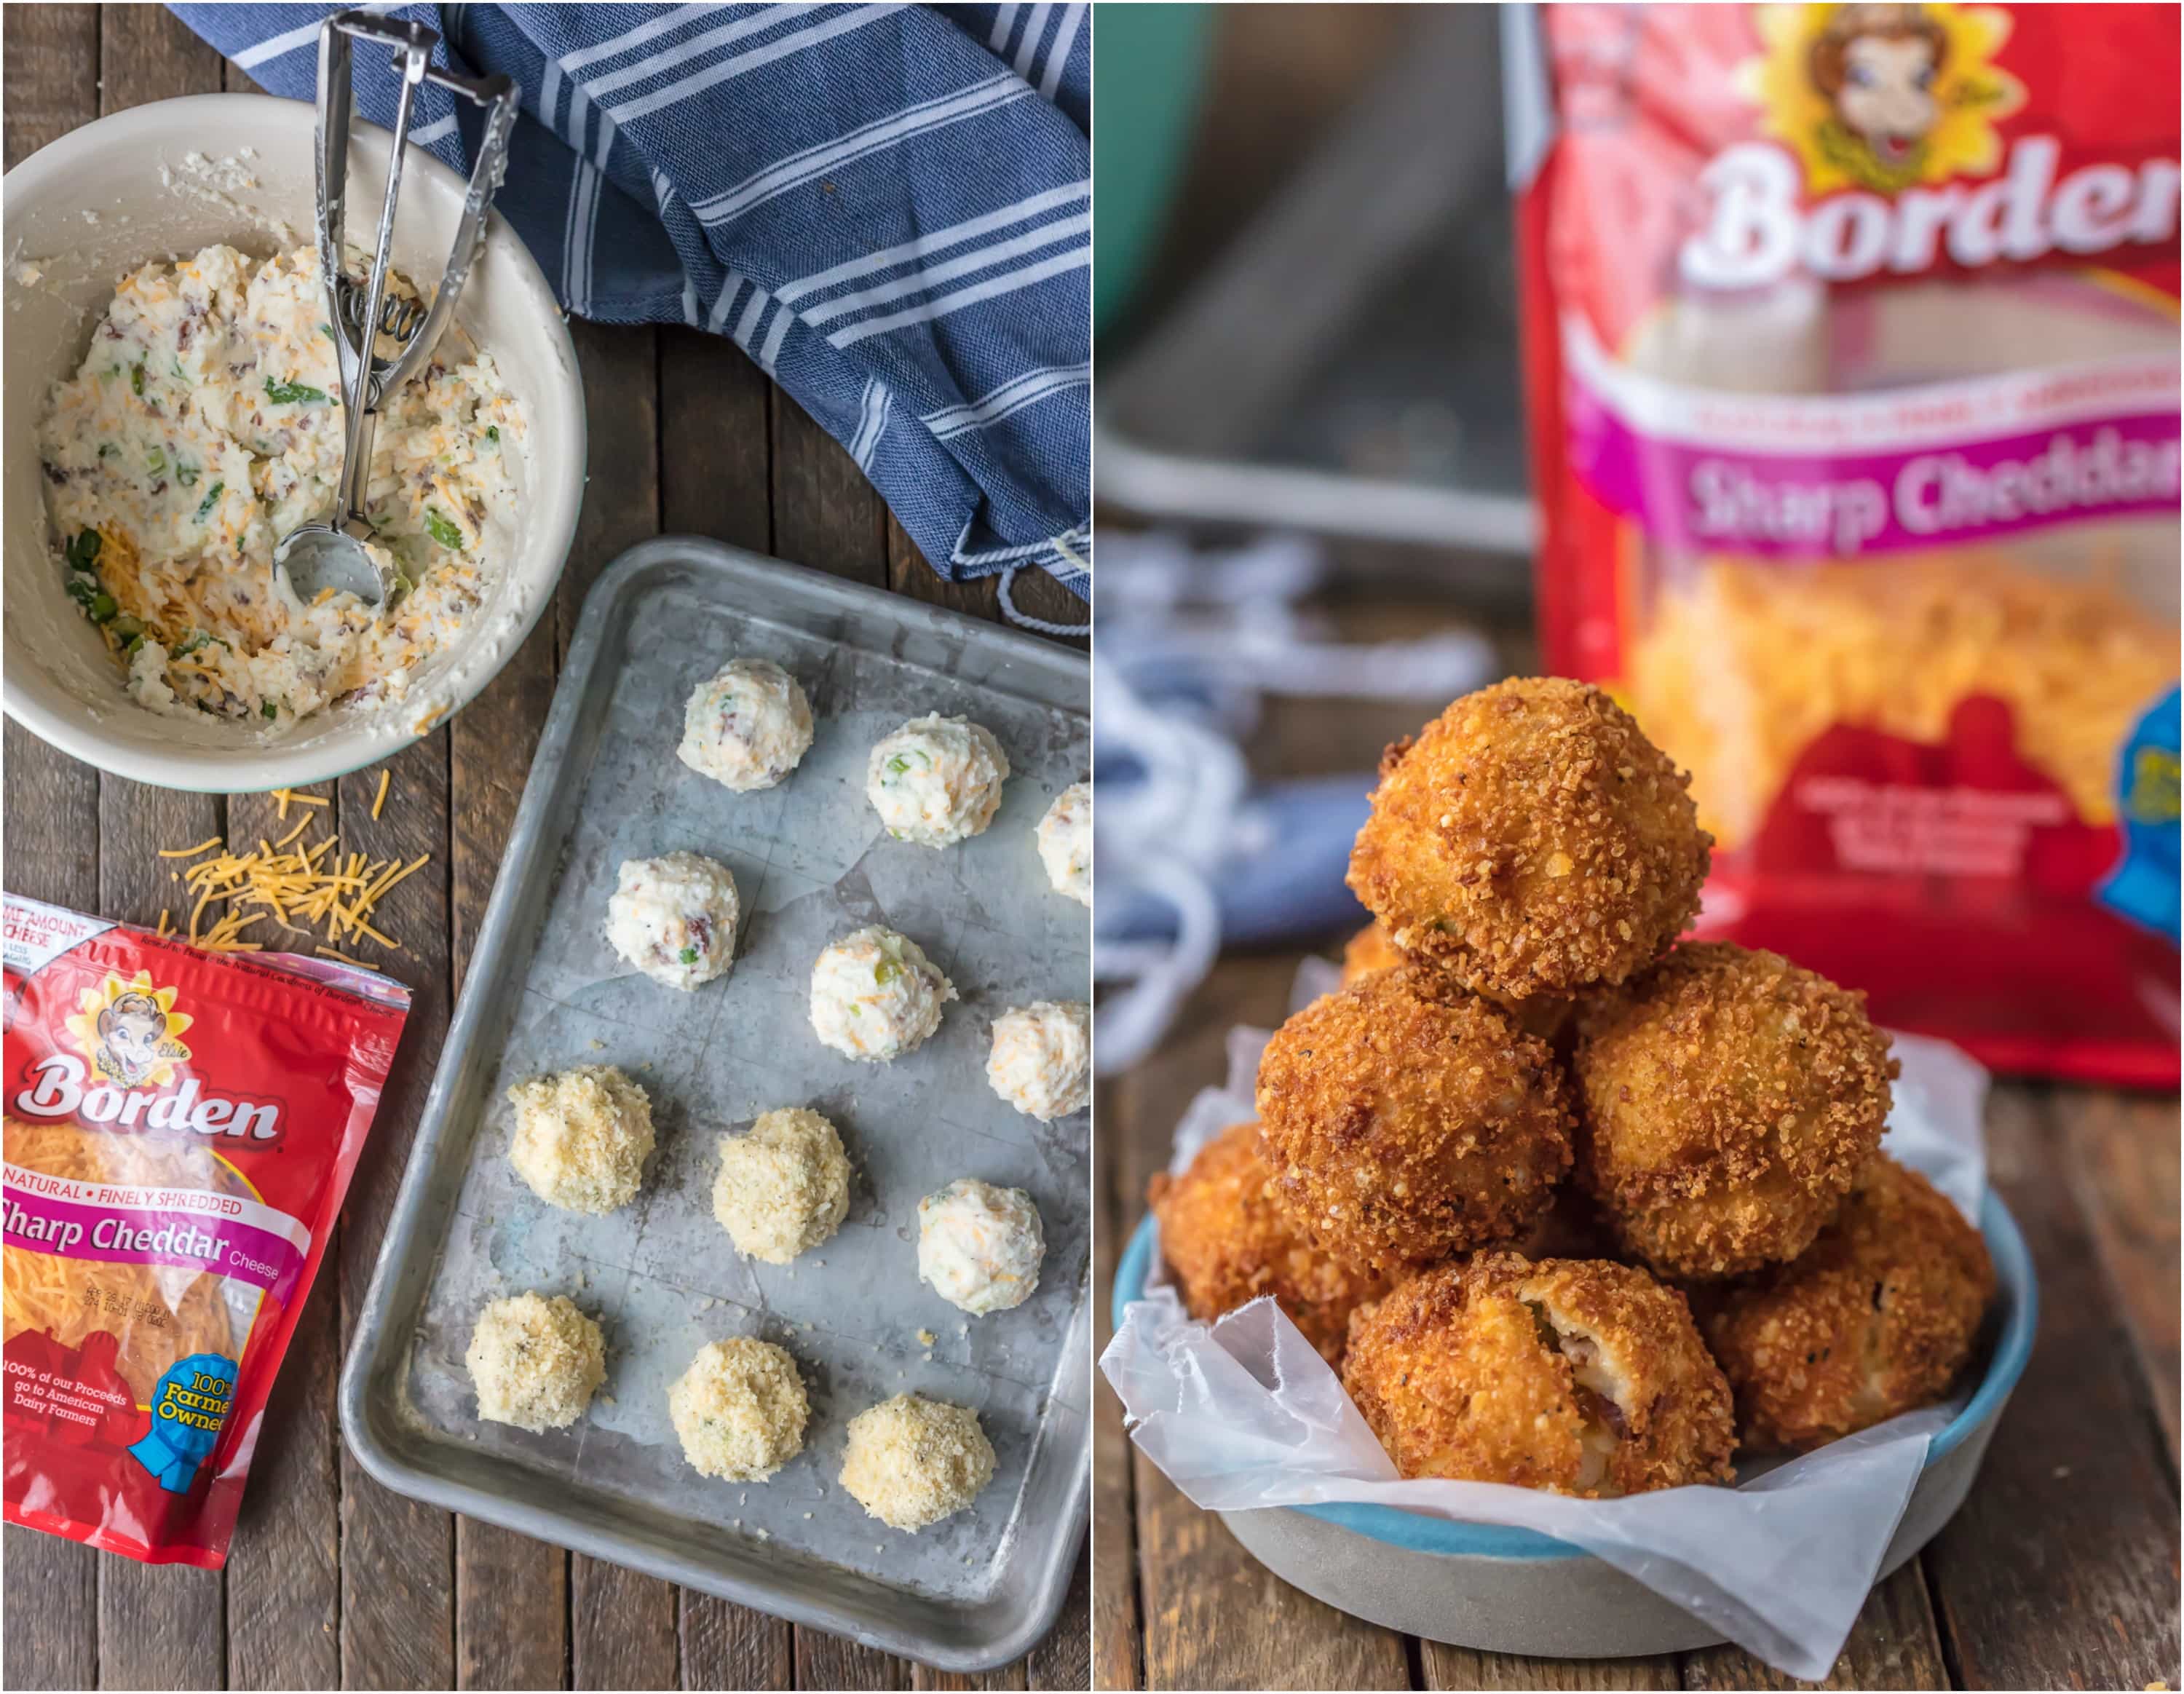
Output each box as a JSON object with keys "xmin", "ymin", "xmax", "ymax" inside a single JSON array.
[{"xmin": 1101, "ymin": 958, "xmax": 1994, "ymax": 1679}]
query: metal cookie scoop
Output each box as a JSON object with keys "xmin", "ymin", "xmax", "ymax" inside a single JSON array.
[{"xmin": 274, "ymin": 9, "xmax": 517, "ymax": 614}]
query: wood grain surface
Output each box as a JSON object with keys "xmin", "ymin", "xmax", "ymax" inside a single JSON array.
[{"xmin": 1, "ymin": 8, "xmax": 1088, "ymax": 1688}]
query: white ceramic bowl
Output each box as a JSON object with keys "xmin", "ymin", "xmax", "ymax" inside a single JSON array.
[{"xmin": 3, "ymin": 94, "xmax": 585, "ymax": 792}]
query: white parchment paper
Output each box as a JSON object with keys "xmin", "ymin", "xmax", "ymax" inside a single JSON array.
[{"xmin": 1101, "ymin": 957, "xmax": 1994, "ymax": 1679}]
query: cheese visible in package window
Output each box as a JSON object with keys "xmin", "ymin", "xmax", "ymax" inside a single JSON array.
[
  {"xmin": 3, "ymin": 896, "xmax": 408, "ymax": 1567},
  {"xmin": 1515, "ymin": 1, "xmax": 2180, "ymax": 1084}
]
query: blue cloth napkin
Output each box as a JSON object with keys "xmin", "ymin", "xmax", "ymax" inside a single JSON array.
[{"xmin": 171, "ymin": 3, "xmax": 1090, "ymax": 611}]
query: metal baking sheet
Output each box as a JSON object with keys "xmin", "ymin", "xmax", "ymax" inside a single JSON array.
[{"xmin": 341, "ymin": 538, "xmax": 1090, "ymax": 1672}]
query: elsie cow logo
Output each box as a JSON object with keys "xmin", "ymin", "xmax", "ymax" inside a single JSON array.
[
  {"xmin": 62, "ymin": 970, "xmax": 193, "ymax": 1088},
  {"xmin": 1745, "ymin": 2, "xmax": 2025, "ymax": 193},
  {"xmin": 1682, "ymin": 3, "xmax": 2177, "ymax": 288}
]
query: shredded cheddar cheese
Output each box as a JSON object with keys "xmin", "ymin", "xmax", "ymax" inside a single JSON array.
[
  {"xmin": 372, "ymin": 769, "xmax": 391, "ymax": 820},
  {"xmin": 1628, "ymin": 553, "xmax": 2180, "ymax": 847},
  {"xmin": 161, "ymin": 775, "xmax": 426, "ymax": 959}
]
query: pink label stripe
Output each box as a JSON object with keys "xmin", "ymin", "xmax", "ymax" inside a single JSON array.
[
  {"xmin": 2, "ymin": 1184, "xmax": 306, "ymax": 1305},
  {"xmin": 1569, "ymin": 379, "xmax": 2180, "ymax": 558}
]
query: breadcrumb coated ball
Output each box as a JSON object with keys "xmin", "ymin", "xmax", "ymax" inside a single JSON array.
[
  {"xmin": 839, "ymin": 1394, "xmax": 996, "ymax": 1531},
  {"xmin": 668, "ymin": 1337, "xmax": 810, "ymax": 1481},
  {"xmin": 712, "ymin": 1108, "xmax": 852, "ymax": 1264},
  {"xmin": 1346, "ymin": 678, "xmax": 1711, "ymax": 998},
  {"xmin": 1254, "ymin": 967, "xmax": 1575, "ymax": 1273},
  {"xmin": 1342, "ymin": 919, "xmax": 1572, "ymax": 1040},
  {"xmin": 1575, "ymin": 943, "xmax": 1897, "ymax": 1280},
  {"xmin": 1148, "ymin": 1121, "xmax": 1393, "ymax": 1365},
  {"xmin": 507, "ymin": 1064, "xmax": 653, "ymax": 1214},
  {"xmin": 1704, "ymin": 1155, "xmax": 1995, "ymax": 1453},
  {"xmin": 466, "ymin": 1292, "xmax": 605, "ymax": 1433},
  {"xmin": 1342, "ymin": 1253, "xmax": 1735, "ymax": 1497}
]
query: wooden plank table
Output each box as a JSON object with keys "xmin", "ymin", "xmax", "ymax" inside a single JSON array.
[
  {"xmin": 1091, "ymin": 598, "xmax": 2182, "ymax": 1693},
  {"xmin": 1, "ymin": 9, "xmax": 1090, "ymax": 1688}
]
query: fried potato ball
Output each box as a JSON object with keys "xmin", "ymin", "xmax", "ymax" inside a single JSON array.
[
  {"xmin": 1148, "ymin": 1121, "xmax": 1393, "ymax": 1365},
  {"xmin": 1346, "ymin": 678, "xmax": 1712, "ymax": 999},
  {"xmin": 1574, "ymin": 943, "xmax": 1897, "ymax": 1279},
  {"xmin": 1255, "ymin": 968, "xmax": 1575, "ymax": 1273},
  {"xmin": 1341, "ymin": 919, "xmax": 1572, "ymax": 1042},
  {"xmin": 1704, "ymin": 1155, "xmax": 1995, "ymax": 1453},
  {"xmin": 1343, "ymin": 1253, "xmax": 1735, "ymax": 1497}
]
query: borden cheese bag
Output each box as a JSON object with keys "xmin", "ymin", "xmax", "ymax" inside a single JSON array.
[
  {"xmin": 1516, "ymin": 2, "xmax": 2180, "ymax": 1084},
  {"xmin": 2, "ymin": 895, "xmax": 408, "ymax": 1565}
]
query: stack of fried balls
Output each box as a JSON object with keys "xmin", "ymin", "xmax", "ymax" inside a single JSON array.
[{"xmin": 1148, "ymin": 677, "xmax": 1996, "ymax": 1497}]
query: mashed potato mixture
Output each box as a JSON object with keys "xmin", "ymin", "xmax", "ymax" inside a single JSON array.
[
  {"xmin": 808, "ymin": 925, "xmax": 954, "ymax": 1061},
  {"xmin": 917, "ymin": 1179, "xmax": 1045, "ymax": 1315},
  {"xmin": 986, "ymin": 1000, "xmax": 1090, "ymax": 1121},
  {"xmin": 866, "ymin": 714, "xmax": 1009, "ymax": 846},
  {"xmin": 39, "ymin": 244, "xmax": 523, "ymax": 723}
]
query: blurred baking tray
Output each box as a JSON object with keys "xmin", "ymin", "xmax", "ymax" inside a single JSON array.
[
  {"xmin": 341, "ymin": 538, "xmax": 1090, "ymax": 1673},
  {"xmin": 1096, "ymin": 4, "xmax": 1538, "ymax": 555}
]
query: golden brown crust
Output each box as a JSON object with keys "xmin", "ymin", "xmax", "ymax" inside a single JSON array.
[
  {"xmin": 1254, "ymin": 969, "xmax": 1575, "ymax": 1273},
  {"xmin": 1574, "ymin": 942, "xmax": 1897, "ymax": 1279},
  {"xmin": 1147, "ymin": 1122, "xmax": 1393, "ymax": 1366},
  {"xmin": 1704, "ymin": 1155, "xmax": 1995, "ymax": 1453},
  {"xmin": 1340, "ymin": 920, "xmax": 1404, "ymax": 984},
  {"xmin": 1342, "ymin": 1253, "xmax": 1735, "ymax": 1497},
  {"xmin": 1345, "ymin": 678, "xmax": 1712, "ymax": 998},
  {"xmin": 1341, "ymin": 919, "xmax": 1573, "ymax": 1042}
]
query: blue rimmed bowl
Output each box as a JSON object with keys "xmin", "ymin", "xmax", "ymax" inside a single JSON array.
[{"xmin": 1111, "ymin": 1195, "xmax": 2036, "ymax": 1658}]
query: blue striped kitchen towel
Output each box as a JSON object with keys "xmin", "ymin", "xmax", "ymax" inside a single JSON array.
[{"xmin": 171, "ymin": 3, "xmax": 1091, "ymax": 617}]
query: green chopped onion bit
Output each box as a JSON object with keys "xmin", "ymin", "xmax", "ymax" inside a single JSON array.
[
  {"xmin": 87, "ymin": 593, "xmax": 117, "ymax": 623},
  {"xmin": 145, "ymin": 446, "xmax": 166, "ymax": 476},
  {"xmin": 66, "ymin": 529, "xmax": 102, "ymax": 571},
  {"xmin": 424, "ymin": 507, "xmax": 464, "ymax": 550},
  {"xmin": 261, "ymin": 700, "xmax": 277, "ymax": 721},
  {"xmin": 679, "ymin": 945, "xmax": 699, "ymax": 965},
  {"xmin": 264, "ymin": 376, "xmax": 328, "ymax": 405},
  {"xmin": 178, "ymin": 464, "xmax": 199, "ymax": 486},
  {"xmin": 195, "ymin": 482, "xmax": 224, "ymax": 520},
  {"xmin": 130, "ymin": 363, "xmax": 145, "ymax": 396}
]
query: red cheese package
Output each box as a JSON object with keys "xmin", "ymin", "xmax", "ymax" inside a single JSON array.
[
  {"xmin": 3, "ymin": 895, "xmax": 408, "ymax": 1566},
  {"xmin": 1514, "ymin": 2, "xmax": 2180, "ymax": 1085}
]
